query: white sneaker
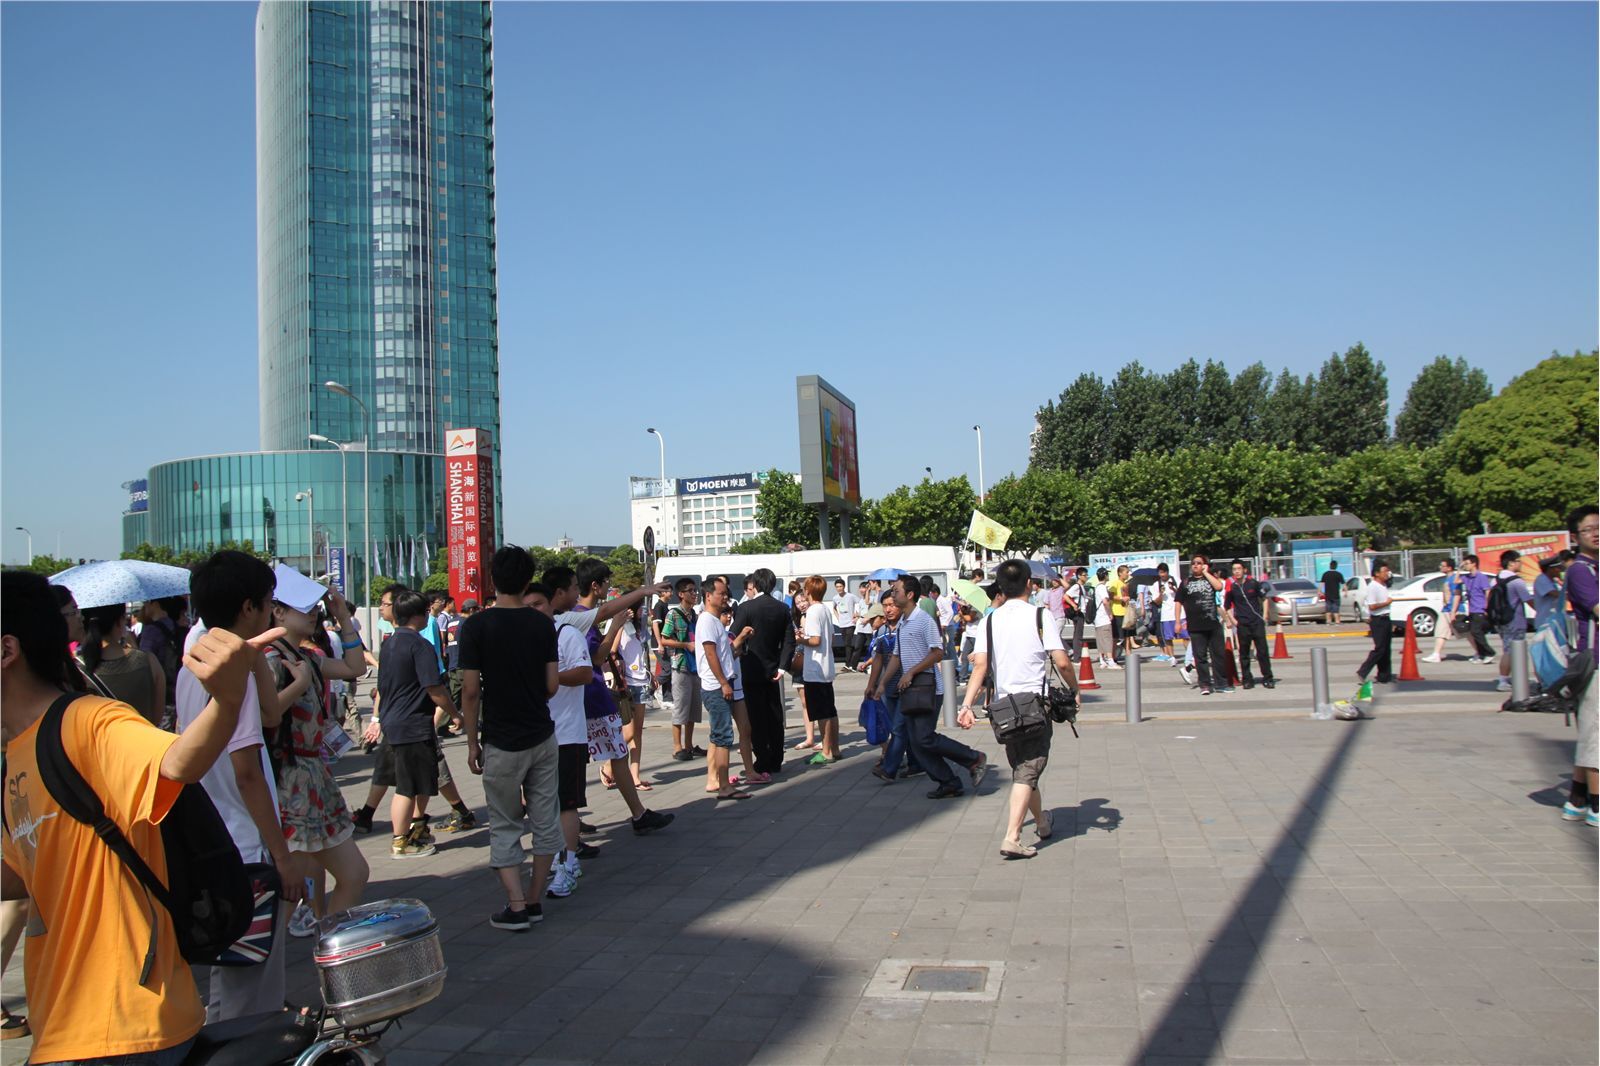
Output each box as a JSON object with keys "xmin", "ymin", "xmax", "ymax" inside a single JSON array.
[
  {"xmin": 546, "ymin": 865, "xmax": 577, "ymax": 899},
  {"xmin": 1467, "ymin": 657, "xmax": 1485, "ymax": 664},
  {"xmin": 1495, "ymin": 678, "xmax": 1512, "ymax": 692},
  {"xmin": 1420, "ymin": 654, "xmax": 1443, "ymax": 663},
  {"xmin": 288, "ymin": 902, "xmax": 318, "ymax": 938},
  {"xmin": 565, "ymin": 854, "xmax": 582, "ymax": 880}
]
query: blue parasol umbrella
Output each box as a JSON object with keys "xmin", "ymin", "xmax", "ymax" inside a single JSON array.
[
  {"xmin": 868, "ymin": 567, "xmax": 908, "ymax": 581},
  {"xmin": 50, "ymin": 559, "xmax": 191, "ymax": 610}
]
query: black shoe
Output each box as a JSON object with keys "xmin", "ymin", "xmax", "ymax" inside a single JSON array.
[
  {"xmin": 672, "ymin": 749, "xmax": 694, "ymax": 762},
  {"xmin": 436, "ymin": 809, "xmax": 477, "ymax": 833},
  {"xmin": 927, "ymin": 784, "xmax": 965, "ymax": 800},
  {"xmin": 351, "ymin": 810, "xmax": 374, "ymax": 835},
  {"xmin": 1262, "ymin": 679, "xmax": 1276, "ymax": 689},
  {"xmin": 490, "ymin": 905, "xmax": 536, "ymax": 931},
  {"xmin": 871, "ymin": 767, "xmax": 896, "ymax": 784},
  {"xmin": 575, "ymin": 842, "xmax": 602, "ymax": 859},
  {"xmin": 631, "ymin": 809, "xmax": 675, "ymax": 835},
  {"xmin": 578, "ymin": 820, "xmax": 597, "ymax": 835},
  {"xmin": 1242, "ymin": 680, "xmax": 1255, "ymax": 690},
  {"xmin": 1377, "ymin": 675, "xmax": 1395, "ymax": 684},
  {"xmin": 691, "ymin": 746, "xmax": 707, "ymax": 757}
]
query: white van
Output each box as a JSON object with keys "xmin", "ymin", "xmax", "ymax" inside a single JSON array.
[{"xmin": 653, "ymin": 545, "xmax": 961, "ymax": 649}]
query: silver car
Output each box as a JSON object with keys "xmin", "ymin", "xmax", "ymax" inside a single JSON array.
[{"xmin": 1260, "ymin": 579, "xmax": 1327, "ymax": 624}]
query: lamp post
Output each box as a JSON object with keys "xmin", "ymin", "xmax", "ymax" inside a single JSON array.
[
  {"xmin": 924, "ymin": 466, "xmax": 933, "ymax": 480},
  {"xmin": 972, "ymin": 425, "xmax": 985, "ymax": 499},
  {"xmin": 324, "ymin": 382, "xmax": 371, "ymax": 607},
  {"xmin": 294, "ymin": 491, "xmax": 316, "ymax": 580},
  {"xmin": 646, "ymin": 427, "xmax": 667, "ymax": 495},
  {"xmin": 14, "ymin": 526, "xmax": 31, "ymax": 566},
  {"xmin": 309, "ymin": 434, "xmax": 350, "ymax": 595}
]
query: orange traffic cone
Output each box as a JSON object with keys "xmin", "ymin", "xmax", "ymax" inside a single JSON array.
[
  {"xmin": 1078, "ymin": 655, "xmax": 1101, "ymax": 691},
  {"xmin": 1272, "ymin": 623, "xmax": 1292, "ymax": 660},
  {"xmin": 1223, "ymin": 637, "xmax": 1241, "ymax": 687},
  {"xmin": 1398, "ymin": 616, "xmax": 1425, "ymax": 681}
]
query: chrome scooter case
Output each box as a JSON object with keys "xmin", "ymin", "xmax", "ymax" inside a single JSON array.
[{"xmin": 312, "ymin": 899, "xmax": 446, "ymax": 1030}]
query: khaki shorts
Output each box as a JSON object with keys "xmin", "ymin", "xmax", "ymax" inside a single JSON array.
[{"xmin": 1005, "ymin": 721, "xmax": 1052, "ymax": 789}]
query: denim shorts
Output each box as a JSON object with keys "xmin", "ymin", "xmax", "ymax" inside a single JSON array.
[{"xmin": 700, "ymin": 688, "xmax": 736, "ymax": 749}]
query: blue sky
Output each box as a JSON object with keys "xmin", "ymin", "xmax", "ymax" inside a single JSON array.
[{"xmin": 3, "ymin": 2, "xmax": 1595, "ymax": 563}]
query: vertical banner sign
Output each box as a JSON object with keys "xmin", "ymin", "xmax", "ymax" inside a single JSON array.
[
  {"xmin": 446, "ymin": 428, "xmax": 496, "ymax": 607},
  {"xmin": 326, "ymin": 547, "xmax": 347, "ymax": 597}
]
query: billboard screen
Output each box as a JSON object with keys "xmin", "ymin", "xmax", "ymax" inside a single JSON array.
[
  {"xmin": 127, "ymin": 479, "xmax": 149, "ymax": 513},
  {"xmin": 796, "ymin": 375, "xmax": 861, "ymax": 513}
]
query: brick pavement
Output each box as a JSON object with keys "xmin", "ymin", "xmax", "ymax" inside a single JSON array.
[{"xmin": 5, "ymin": 665, "xmax": 1595, "ymax": 1065}]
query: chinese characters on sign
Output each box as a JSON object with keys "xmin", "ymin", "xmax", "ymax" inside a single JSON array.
[{"xmin": 446, "ymin": 428, "xmax": 496, "ymax": 607}]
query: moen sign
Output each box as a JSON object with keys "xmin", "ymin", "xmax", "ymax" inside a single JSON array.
[
  {"xmin": 446, "ymin": 428, "xmax": 496, "ymax": 607},
  {"xmin": 676, "ymin": 472, "xmax": 757, "ymax": 496}
]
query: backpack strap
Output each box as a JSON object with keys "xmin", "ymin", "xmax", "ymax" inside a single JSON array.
[
  {"xmin": 35, "ymin": 693, "xmax": 171, "ymax": 983},
  {"xmin": 984, "ymin": 612, "xmax": 998, "ymax": 704}
]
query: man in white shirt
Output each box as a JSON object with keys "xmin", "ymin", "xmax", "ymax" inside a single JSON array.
[
  {"xmin": 1356, "ymin": 563, "xmax": 1396, "ymax": 685},
  {"xmin": 698, "ymin": 579, "xmax": 753, "ymax": 800},
  {"xmin": 178, "ymin": 550, "xmax": 308, "ymax": 1021},
  {"xmin": 833, "ymin": 580, "xmax": 862, "ymax": 671},
  {"xmin": 959, "ymin": 560, "xmax": 1076, "ymax": 860}
]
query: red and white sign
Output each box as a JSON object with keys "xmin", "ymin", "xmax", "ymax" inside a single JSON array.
[
  {"xmin": 446, "ymin": 428, "xmax": 496, "ymax": 607},
  {"xmin": 1468, "ymin": 530, "xmax": 1572, "ymax": 576}
]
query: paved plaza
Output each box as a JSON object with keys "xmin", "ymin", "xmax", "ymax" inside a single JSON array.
[{"xmin": 6, "ymin": 636, "xmax": 1596, "ymax": 1065}]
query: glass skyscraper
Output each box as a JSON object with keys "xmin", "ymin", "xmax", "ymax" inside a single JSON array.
[{"xmin": 136, "ymin": 1, "xmax": 501, "ymax": 601}]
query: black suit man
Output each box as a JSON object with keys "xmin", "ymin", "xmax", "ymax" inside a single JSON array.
[{"xmin": 734, "ymin": 567, "xmax": 797, "ymax": 775}]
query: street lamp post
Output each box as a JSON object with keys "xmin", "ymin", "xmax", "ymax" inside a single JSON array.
[
  {"xmin": 14, "ymin": 527, "xmax": 32, "ymax": 566},
  {"xmin": 295, "ymin": 490, "xmax": 316, "ymax": 580},
  {"xmin": 325, "ymin": 382, "xmax": 371, "ymax": 608},
  {"xmin": 647, "ymin": 426, "xmax": 670, "ymax": 549},
  {"xmin": 972, "ymin": 425, "xmax": 985, "ymax": 499},
  {"xmin": 309, "ymin": 434, "xmax": 350, "ymax": 595}
]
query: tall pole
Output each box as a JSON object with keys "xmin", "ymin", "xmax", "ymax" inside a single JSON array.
[
  {"xmin": 14, "ymin": 526, "xmax": 31, "ymax": 566},
  {"xmin": 648, "ymin": 426, "xmax": 667, "ymax": 547},
  {"xmin": 310, "ymin": 435, "xmax": 350, "ymax": 595},
  {"xmin": 296, "ymin": 491, "xmax": 316, "ymax": 580},
  {"xmin": 973, "ymin": 424, "xmax": 985, "ymax": 500},
  {"xmin": 326, "ymin": 382, "xmax": 371, "ymax": 608}
]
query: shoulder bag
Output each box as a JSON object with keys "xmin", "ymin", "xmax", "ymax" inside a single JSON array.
[{"xmin": 981, "ymin": 613, "xmax": 1052, "ymax": 745}]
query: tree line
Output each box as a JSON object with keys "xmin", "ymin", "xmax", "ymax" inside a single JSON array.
[{"xmin": 739, "ymin": 350, "xmax": 1596, "ymax": 560}]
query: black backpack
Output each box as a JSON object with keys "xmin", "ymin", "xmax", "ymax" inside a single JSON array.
[
  {"xmin": 1081, "ymin": 585, "xmax": 1098, "ymax": 625},
  {"xmin": 34, "ymin": 694, "xmax": 254, "ymax": 982},
  {"xmin": 1486, "ymin": 576, "xmax": 1516, "ymax": 628}
]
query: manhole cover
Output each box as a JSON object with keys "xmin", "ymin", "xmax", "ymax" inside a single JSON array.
[{"xmin": 903, "ymin": 966, "xmax": 988, "ymax": 993}]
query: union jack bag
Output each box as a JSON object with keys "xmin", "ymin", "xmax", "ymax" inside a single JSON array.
[{"xmin": 213, "ymin": 863, "xmax": 283, "ymax": 967}]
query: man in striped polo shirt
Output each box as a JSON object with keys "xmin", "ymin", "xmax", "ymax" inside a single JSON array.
[{"xmin": 882, "ymin": 575, "xmax": 987, "ymax": 799}]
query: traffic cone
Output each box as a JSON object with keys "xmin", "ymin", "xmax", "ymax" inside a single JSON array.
[
  {"xmin": 1398, "ymin": 616, "xmax": 1425, "ymax": 681},
  {"xmin": 1272, "ymin": 623, "xmax": 1292, "ymax": 660},
  {"xmin": 1077, "ymin": 655, "xmax": 1101, "ymax": 691},
  {"xmin": 1223, "ymin": 637, "xmax": 1241, "ymax": 687}
]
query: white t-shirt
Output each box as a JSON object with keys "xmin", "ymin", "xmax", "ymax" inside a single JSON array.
[
  {"xmin": 556, "ymin": 608, "xmax": 597, "ymax": 636},
  {"xmin": 695, "ymin": 612, "xmax": 739, "ymax": 697},
  {"xmin": 550, "ymin": 624, "xmax": 590, "ymax": 745},
  {"xmin": 176, "ymin": 625, "xmax": 277, "ymax": 864},
  {"xmin": 618, "ymin": 623, "xmax": 650, "ymax": 686},
  {"xmin": 834, "ymin": 592, "xmax": 860, "ymax": 631},
  {"xmin": 1157, "ymin": 578, "xmax": 1179, "ymax": 623},
  {"xmin": 936, "ymin": 595, "xmax": 954, "ymax": 629},
  {"xmin": 803, "ymin": 602, "xmax": 836, "ymax": 683},
  {"xmin": 1364, "ymin": 580, "xmax": 1392, "ymax": 617},
  {"xmin": 969, "ymin": 600, "xmax": 1066, "ymax": 699},
  {"xmin": 1094, "ymin": 584, "xmax": 1116, "ymax": 624}
]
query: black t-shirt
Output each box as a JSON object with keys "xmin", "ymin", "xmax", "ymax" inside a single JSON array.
[
  {"xmin": 1225, "ymin": 578, "xmax": 1265, "ymax": 625},
  {"xmin": 1176, "ymin": 577, "xmax": 1222, "ymax": 631},
  {"xmin": 377, "ymin": 626, "xmax": 443, "ymax": 744},
  {"xmin": 457, "ymin": 606, "xmax": 559, "ymax": 751},
  {"xmin": 651, "ymin": 601, "xmax": 669, "ymax": 643},
  {"xmin": 1321, "ymin": 571, "xmax": 1343, "ymax": 603}
]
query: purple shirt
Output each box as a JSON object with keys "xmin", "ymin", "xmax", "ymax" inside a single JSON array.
[
  {"xmin": 1461, "ymin": 571, "xmax": 1494, "ymax": 614},
  {"xmin": 1567, "ymin": 554, "xmax": 1598, "ymax": 652}
]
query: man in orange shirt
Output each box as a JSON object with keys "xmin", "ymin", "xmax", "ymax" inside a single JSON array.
[{"xmin": 1, "ymin": 570, "xmax": 281, "ymax": 1065}]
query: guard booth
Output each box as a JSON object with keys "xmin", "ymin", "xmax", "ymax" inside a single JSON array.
[{"xmin": 1255, "ymin": 510, "xmax": 1366, "ymax": 581}]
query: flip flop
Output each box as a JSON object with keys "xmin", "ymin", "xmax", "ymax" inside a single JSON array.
[
  {"xmin": 600, "ymin": 774, "xmax": 618, "ymax": 790},
  {"xmin": 793, "ymin": 741, "xmax": 817, "ymax": 750},
  {"xmin": 633, "ymin": 781, "xmax": 653, "ymax": 791},
  {"xmin": 716, "ymin": 789, "xmax": 752, "ymax": 801},
  {"xmin": 1, "ymin": 1013, "xmax": 28, "ymax": 1040}
]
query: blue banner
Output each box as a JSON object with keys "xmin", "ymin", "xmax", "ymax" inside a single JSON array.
[{"xmin": 326, "ymin": 547, "xmax": 346, "ymax": 597}]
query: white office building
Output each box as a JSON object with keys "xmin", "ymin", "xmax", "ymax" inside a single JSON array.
[{"xmin": 628, "ymin": 471, "xmax": 779, "ymax": 556}]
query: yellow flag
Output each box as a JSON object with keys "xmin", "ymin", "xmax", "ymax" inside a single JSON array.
[{"xmin": 967, "ymin": 510, "xmax": 1012, "ymax": 551}]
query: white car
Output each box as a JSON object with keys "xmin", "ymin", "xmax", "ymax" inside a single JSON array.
[{"xmin": 1348, "ymin": 573, "xmax": 1450, "ymax": 636}]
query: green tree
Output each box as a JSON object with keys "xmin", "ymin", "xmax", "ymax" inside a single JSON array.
[
  {"xmin": 369, "ymin": 575, "xmax": 398, "ymax": 606},
  {"xmin": 1393, "ymin": 355, "xmax": 1493, "ymax": 448},
  {"xmin": 605, "ymin": 544, "xmax": 644, "ymax": 589},
  {"xmin": 752, "ymin": 468, "xmax": 815, "ymax": 548},
  {"xmin": 1105, "ymin": 362, "xmax": 1173, "ymax": 462},
  {"xmin": 1312, "ymin": 342, "xmax": 1389, "ymax": 455},
  {"xmin": 420, "ymin": 572, "xmax": 452, "ymax": 596},
  {"xmin": 1030, "ymin": 373, "xmax": 1111, "ymax": 474},
  {"xmin": 1230, "ymin": 362, "xmax": 1274, "ymax": 444},
  {"xmin": 1437, "ymin": 351, "xmax": 1599, "ymax": 534},
  {"xmin": 980, "ymin": 469, "xmax": 1103, "ymax": 559},
  {"xmin": 1191, "ymin": 358, "xmax": 1239, "ymax": 447},
  {"xmin": 6, "ymin": 554, "xmax": 81, "ymax": 577},
  {"xmin": 863, "ymin": 476, "xmax": 976, "ymax": 549},
  {"xmin": 730, "ymin": 531, "xmax": 784, "ymax": 555},
  {"xmin": 1259, "ymin": 369, "xmax": 1317, "ymax": 448},
  {"xmin": 1325, "ymin": 444, "xmax": 1442, "ymax": 547}
]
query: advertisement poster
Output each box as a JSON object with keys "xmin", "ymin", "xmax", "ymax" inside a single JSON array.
[
  {"xmin": 1089, "ymin": 549, "xmax": 1180, "ymax": 578},
  {"xmin": 1468, "ymin": 530, "xmax": 1572, "ymax": 575},
  {"xmin": 325, "ymin": 547, "xmax": 346, "ymax": 597},
  {"xmin": 820, "ymin": 389, "xmax": 860, "ymax": 509},
  {"xmin": 446, "ymin": 429, "xmax": 495, "ymax": 607}
]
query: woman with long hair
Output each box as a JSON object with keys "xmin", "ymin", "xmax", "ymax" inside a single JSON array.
[
  {"xmin": 790, "ymin": 590, "xmax": 814, "ymax": 749},
  {"xmin": 77, "ymin": 603, "xmax": 165, "ymax": 724},
  {"xmin": 264, "ymin": 587, "xmax": 371, "ymax": 933},
  {"xmin": 798, "ymin": 575, "xmax": 840, "ymax": 764}
]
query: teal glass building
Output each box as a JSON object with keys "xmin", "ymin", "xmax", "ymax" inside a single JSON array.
[{"xmin": 136, "ymin": 1, "xmax": 501, "ymax": 601}]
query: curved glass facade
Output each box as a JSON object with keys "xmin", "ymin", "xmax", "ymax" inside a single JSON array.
[{"xmin": 147, "ymin": 451, "xmax": 441, "ymax": 601}]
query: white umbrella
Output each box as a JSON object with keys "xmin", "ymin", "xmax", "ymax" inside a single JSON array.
[{"xmin": 50, "ymin": 559, "xmax": 191, "ymax": 610}]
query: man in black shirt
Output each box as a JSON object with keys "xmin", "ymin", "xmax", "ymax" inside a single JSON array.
[
  {"xmin": 460, "ymin": 546, "xmax": 561, "ymax": 931},
  {"xmin": 1175, "ymin": 554, "xmax": 1231, "ymax": 696},
  {"xmin": 733, "ymin": 567, "xmax": 796, "ymax": 777},
  {"xmin": 376, "ymin": 589, "xmax": 462, "ymax": 857},
  {"xmin": 1226, "ymin": 559, "xmax": 1276, "ymax": 690},
  {"xmin": 1321, "ymin": 565, "xmax": 1343, "ymax": 625}
]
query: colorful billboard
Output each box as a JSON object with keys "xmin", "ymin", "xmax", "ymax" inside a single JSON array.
[
  {"xmin": 796, "ymin": 375, "xmax": 861, "ymax": 513},
  {"xmin": 1468, "ymin": 530, "xmax": 1572, "ymax": 575},
  {"xmin": 446, "ymin": 428, "xmax": 496, "ymax": 607}
]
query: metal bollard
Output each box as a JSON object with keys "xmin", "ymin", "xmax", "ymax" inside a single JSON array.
[
  {"xmin": 941, "ymin": 660, "xmax": 958, "ymax": 727},
  {"xmin": 1126, "ymin": 650, "xmax": 1142, "ymax": 723},
  {"xmin": 1291, "ymin": 601, "xmax": 1300, "ymax": 627},
  {"xmin": 1311, "ymin": 646, "xmax": 1333, "ymax": 718},
  {"xmin": 1510, "ymin": 635, "xmax": 1530, "ymax": 703}
]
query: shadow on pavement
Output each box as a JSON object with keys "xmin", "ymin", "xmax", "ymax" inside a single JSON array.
[{"xmin": 1131, "ymin": 722, "xmax": 1366, "ymax": 1064}]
